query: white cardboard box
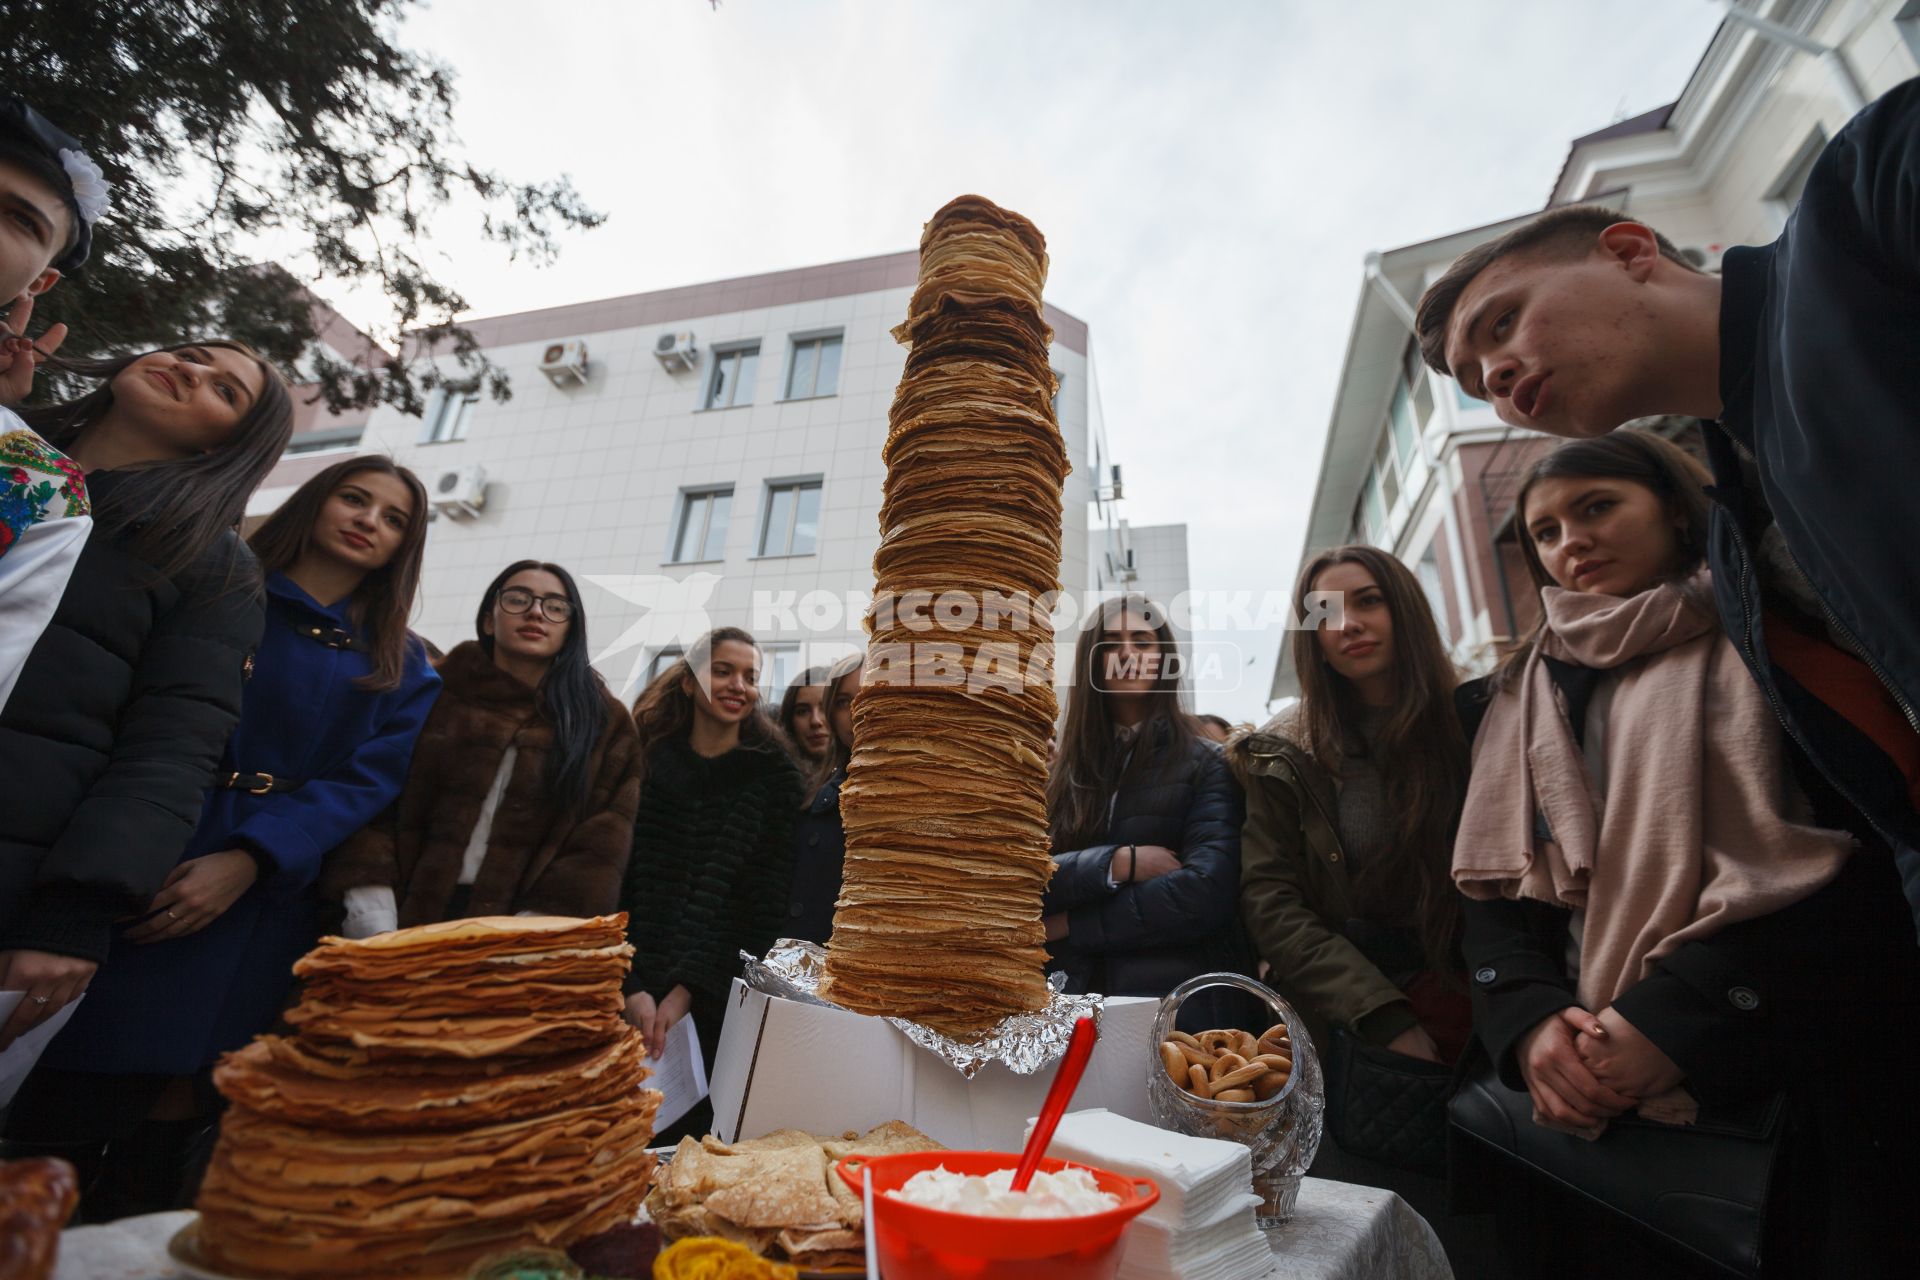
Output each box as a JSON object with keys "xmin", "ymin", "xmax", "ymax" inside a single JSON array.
[{"xmin": 706, "ymin": 979, "xmax": 1159, "ymax": 1151}]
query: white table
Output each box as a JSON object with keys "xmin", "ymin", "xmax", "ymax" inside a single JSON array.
[
  {"xmin": 1263, "ymin": 1178, "xmax": 1453, "ymax": 1280},
  {"xmin": 54, "ymin": 1209, "xmax": 193, "ymax": 1280},
  {"xmin": 54, "ymin": 1181, "xmax": 1452, "ymax": 1280}
]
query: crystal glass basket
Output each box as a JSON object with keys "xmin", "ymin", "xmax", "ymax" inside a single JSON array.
[{"xmin": 1146, "ymin": 971, "xmax": 1324, "ymax": 1226}]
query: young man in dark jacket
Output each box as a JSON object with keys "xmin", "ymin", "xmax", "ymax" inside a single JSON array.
[{"xmin": 1417, "ymin": 76, "xmax": 1920, "ymax": 939}]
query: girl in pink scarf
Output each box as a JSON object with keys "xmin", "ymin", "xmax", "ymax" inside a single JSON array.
[{"xmin": 1455, "ymin": 431, "xmax": 1853, "ymax": 1137}]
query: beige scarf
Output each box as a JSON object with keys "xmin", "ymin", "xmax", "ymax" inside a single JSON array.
[{"xmin": 1454, "ymin": 572, "xmax": 1852, "ymax": 1128}]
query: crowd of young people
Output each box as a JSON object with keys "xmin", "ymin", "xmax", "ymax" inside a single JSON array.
[{"xmin": 5, "ymin": 78, "xmax": 1920, "ymax": 1277}]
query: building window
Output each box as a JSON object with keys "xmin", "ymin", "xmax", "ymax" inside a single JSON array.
[
  {"xmin": 784, "ymin": 333, "xmax": 842, "ymax": 399},
  {"xmin": 1358, "ymin": 473, "xmax": 1386, "ymax": 545},
  {"xmin": 1900, "ymin": 1, "xmax": 1920, "ymax": 65},
  {"xmin": 762, "ymin": 642, "xmax": 802, "ymax": 700},
  {"xmin": 1052, "ymin": 369, "xmax": 1066, "ymax": 414},
  {"xmin": 283, "ymin": 427, "xmax": 365, "ymax": 458},
  {"xmin": 756, "ymin": 479, "xmax": 822, "ymax": 557},
  {"xmin": 1386, "ymin": 340, "xmax": 1436, "ymax": 478},
  {"xmin": 1452, "ymin": 377, "xmax": 1480, "ymax": 412},
  {"xmin": 1416, "ymin": 544, "xmax": 1452, "ymax": 642},
  {"xmin": 646, "ymin": 648, "xmax": 684, "ymax": 683},
  {"xmin": 422, "ymin": 387, "xmax": 479, "ymax": 443},
  {"xmin": 1766, "ymin": 127, "xmax": 1828, "ymax": 219},
  {"xmin": 1403, "ymin": 341, "xmax": 1435, "ymax": 428},
  {"xmin": 1388, "ymin": 382, "xmax": 1419, "ymax": 471},
  {"xmin": 705, "ymin": 343, "xmax": 760, "ymax": 410},
  {"xmin": 670, "ymin": 486, "xmax": 733, "ymax": 563},
  {"xmin": 1373, "ymin": 433, "xmax": 1401, "ymax": 513}
]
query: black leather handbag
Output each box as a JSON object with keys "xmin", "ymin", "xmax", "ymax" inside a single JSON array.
[
  {"xmin": 1323, "ymin": 1026, "xmax": 1456, "ymax": 1177},
  {"xmin": 1449, "ymin": 1064, "xmax": 1787, "ymax": 1278}
]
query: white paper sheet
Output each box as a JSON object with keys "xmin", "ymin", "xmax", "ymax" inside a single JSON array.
[
  {"xmin": 0, "ymin": 990, "xmax": 83, "ymax": 1107},
  {"xmin": 649, "ymin": 1014, "xmax": 709, "ymax": 1132}
]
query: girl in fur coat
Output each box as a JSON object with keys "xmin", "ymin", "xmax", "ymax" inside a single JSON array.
[{"xmin": 325, "ymin": 560, "xmax": 642, "ymax": 933}]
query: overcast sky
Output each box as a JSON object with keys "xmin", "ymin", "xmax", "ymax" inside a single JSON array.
[{"xmin": 318, "ymin": 0, "xmax": 1727, "ymax": 722}]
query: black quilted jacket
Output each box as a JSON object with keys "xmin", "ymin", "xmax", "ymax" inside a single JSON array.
[
  {"xmin": 1044, "ymin": 726, "xmax": 1250, "ymax": 999},
  {"xmin": 0, "ymin": 476, "xmax": 262, "ymax": 964}
]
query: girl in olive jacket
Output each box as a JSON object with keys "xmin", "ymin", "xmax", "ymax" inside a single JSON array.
[
  {"xmin": 1232, "ymin": 545, "xmax": 1469, "ymax": 1059},
  {"xmin": 1231, "ymin": 545, "xmax": 1485, "ymax": 1268}
]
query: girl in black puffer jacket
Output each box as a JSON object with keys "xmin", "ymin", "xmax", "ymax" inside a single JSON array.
[
  {"xmin": 1043, "ymin": 594, "xmax": 1249, "ymax": 1013},
  {"xmin": 0, "ymin": 342, "xmax": 291, "ymax": 1061}
]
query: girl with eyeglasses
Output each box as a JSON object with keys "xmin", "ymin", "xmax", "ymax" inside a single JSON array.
[{"xmin": 324, "ymin": 560, "xmax": 643, "ymax": 933}]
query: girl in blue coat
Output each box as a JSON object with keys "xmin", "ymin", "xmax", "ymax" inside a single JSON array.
[{"xmin": 9, "ymin": 455, "xmax": 440, "ymax": 1220}]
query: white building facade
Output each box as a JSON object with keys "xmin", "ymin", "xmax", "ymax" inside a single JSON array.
[
  {"xmin": 1273, "ymin": 0, "xmax": 1920, "ymax": 701},
  {"xmin": 251, "ymin": 251, "xmax": 1189, "ymax": 699}
]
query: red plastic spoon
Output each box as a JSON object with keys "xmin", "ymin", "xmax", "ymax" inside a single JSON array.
[{"xmin": 1010, "ymin": 1015, "xmax": 1099, "ymax": 1192}]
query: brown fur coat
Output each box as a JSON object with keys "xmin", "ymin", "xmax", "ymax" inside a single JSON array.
[{"xmin": 324, "ymin": 640, "xmax": 641, "ymax": 924}]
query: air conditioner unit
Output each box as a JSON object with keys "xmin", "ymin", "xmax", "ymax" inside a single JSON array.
[
  {"xmin": 539, "ymin": 339, "xmax": 589, "ymax": 388},
  {"xmin": 430, "ymin": 464, "xmax": 487, "ymax": 519},
  {"xmin": 1108, "ymin": 464, "xmax": 1125, "ymax": 501},
  {"xmin": 1680, "ymin": 243, "xmax": 1726, "ymax": 274},
  {"xmin": 653, "ymin": 330, "xmax": 699, "ymax": 373}
]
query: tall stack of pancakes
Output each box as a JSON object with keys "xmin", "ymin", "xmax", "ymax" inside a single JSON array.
[
  {"xmin": 194, "ymin": 916, "xmax": 660, "ymax": 1279},
  {"xmin": 821, "ymin": 195, "xmax": 1070, "ymax": 1037}
]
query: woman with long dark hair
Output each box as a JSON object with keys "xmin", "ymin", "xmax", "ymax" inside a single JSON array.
[
  {"xmin": 788, "ymin": 651, "xmax": 863, "ymax": 945},
  {"xmin": 0, "ymin": 341, "xmax": 291, "ymax": 1055},
  {"xmin": 324, "ymin": 560, "xmax": 642, "ymax": 933},
  {"xmin": 1452, "ymin": 431, "xmax": 1920, "ymax": 1278},
  {"xmin": 1231, "ymin": 546, "xmax": 1479, "ymax": 1256},
  {"xmin": 1043, "ymin": 594, "xmax": 1247, "ymax": 1010},
  {"xmin": 7, "ymin": 456, "xmax": 440, "ymax": 1219},
  {"xmin": 1234, "ymin": 546, "xmax": 1468, "ymax": 1058},
  {"xmin": 777, "ymin": 665, "xmax": 834, "ymax": 767},
  {"xmin": 621, "ymin": 627, "xmax": 802, "ymax": 1137}
]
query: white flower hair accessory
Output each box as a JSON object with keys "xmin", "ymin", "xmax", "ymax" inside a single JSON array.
[{"xmin": 57, "ymin": 148, "xmax": 109, "ymax": 224}]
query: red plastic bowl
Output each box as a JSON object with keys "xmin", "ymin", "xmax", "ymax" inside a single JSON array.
[{"xmin": 835, "ymin": 1150, "xmax": 1160, "ymax": 1280}]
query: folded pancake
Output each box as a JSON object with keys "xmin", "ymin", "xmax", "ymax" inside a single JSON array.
[{"xmin": 647, "ymin": 1123, "xmax": 942, "ymax": 1268}]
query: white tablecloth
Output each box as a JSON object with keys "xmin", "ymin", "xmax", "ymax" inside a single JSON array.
[
  {"xmin": 54, "ymin": 1181, "xmax": 1452, "ymax": 1280},
  {"xmin": 54, "ymin": 1209, "xmax": 193, "ymax": 1280},
  {"xmin": 1264, "ymin": 1178, "xmax": 1452, "ymax": 1279}
]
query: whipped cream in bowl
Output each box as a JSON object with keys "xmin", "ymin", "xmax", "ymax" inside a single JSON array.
[{"xmin": 886, "ymin": 1164, "xmax": 1122, "ymax": 1219}]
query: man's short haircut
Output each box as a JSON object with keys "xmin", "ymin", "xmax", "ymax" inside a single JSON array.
[
  {"xmin": 1415, "ymin": 204, "xmax": 1697, "ymax": 378},
  {"xmin": 0, "ymin": 139, "xmax": 77, "ymax": 261}
]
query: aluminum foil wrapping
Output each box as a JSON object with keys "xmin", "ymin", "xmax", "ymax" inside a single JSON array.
[{"xmin": 740, "ymin": 940, "xmax": 1104, "ymax": 1078}]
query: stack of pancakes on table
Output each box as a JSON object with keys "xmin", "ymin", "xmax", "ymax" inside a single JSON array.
[
  {"xmin": 821, "ymin": 195, "xmax": 1069, "ymax": 1038},
  {"xmin": 193, "ymin": 915, "xmax": 660, "ymax": 1279}
]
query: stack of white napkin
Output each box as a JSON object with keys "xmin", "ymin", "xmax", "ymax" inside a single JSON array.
[{"xmin": 1029, "ymin": 1108, "xmax": 1272, "ymax": 1280}]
